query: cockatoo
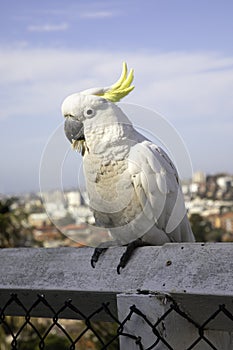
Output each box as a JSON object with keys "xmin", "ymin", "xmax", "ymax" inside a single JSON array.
[{"xmin": 62, "ymin": 63, "xmax": 195, "ymax": 273}]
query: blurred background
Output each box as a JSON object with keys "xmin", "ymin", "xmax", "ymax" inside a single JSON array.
[
  {"xmin": 0, "ymin": 1, "xmax": 233, "ymax": 245},
  {"xmin": 1, "ymin": 1, "xmax": 233, "ymax": 348}
]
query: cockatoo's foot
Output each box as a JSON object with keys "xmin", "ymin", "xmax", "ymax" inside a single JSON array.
[
  {"xmin": 117, "ymin": 238, "xmax": 144, "ymax": 274},
  {"xmin": 91, "ymin": 247, "xmax": 107, "ymax": 268}
]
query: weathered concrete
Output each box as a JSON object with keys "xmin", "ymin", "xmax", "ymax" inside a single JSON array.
[
  {"xmin": 1, "ymin": 243, "xmax": 233, "ymax": 294},
  {"xmin": 0, "ymin": 243, "xmax": 232, "ymax": 325}
]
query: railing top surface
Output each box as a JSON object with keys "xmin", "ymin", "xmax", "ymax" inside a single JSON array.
[{"xmin": 0, "ymin": 243, "xmax": 232, "ymax": 296}]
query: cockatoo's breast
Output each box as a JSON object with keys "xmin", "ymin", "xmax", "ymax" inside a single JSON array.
[{"xmin": 83, "ymin": 153, "xmax": 143, "ymax": 231}]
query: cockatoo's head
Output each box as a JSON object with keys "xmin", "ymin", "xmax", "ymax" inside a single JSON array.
[{"xmin": 62, "ymin": 62, "xmax": 134, "ymax": 153}]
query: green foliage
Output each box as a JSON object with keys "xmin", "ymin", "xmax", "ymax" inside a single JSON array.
[
  {"xmin": 18, "ymin": 334, "xmax": 70, "ymax": 350},
  {"xmin": 190, "ymin": 213, "xmax": 211, "ymax": 242},
  {"xmin": 190, "ymin": 213, "xmax": 225, "ymax": 242},
  {"xmin": 0, "ymin": 197, "xmax": 34, "ymax": 248},
  {"xmin": 87, "ymin": 321, "xmax": 119, "ymax": 350},
  {"xmin": 0, "ymin": 317, "xmax": 119, "ymax": 350}
]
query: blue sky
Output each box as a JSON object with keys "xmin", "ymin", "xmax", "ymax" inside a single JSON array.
[{"xmin": 1, "ymin": 0, "xmax": 233, "ymax": 194}]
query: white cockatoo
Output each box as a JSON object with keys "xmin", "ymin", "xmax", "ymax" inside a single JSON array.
[{"xmin": 62, "ymin": 63, "xmax": 195, "ymax": 273}]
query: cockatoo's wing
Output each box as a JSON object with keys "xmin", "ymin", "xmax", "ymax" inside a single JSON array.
[{"xmin": 128, "ymin": 140, "xmax": 186, "ymax": 235}]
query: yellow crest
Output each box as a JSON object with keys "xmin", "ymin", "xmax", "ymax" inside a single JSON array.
[{"xmin": 97, "ymin": 62, "xmax": 134, "ymax": 102}]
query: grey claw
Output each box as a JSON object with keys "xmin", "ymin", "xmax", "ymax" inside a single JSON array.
[
  {"xmin": 117, "ymin": 264, "xmax": 121, "ymax": 274},
  {"xmin": 91, "ymin": 247, "xmax": 107, "ymax": 269}
]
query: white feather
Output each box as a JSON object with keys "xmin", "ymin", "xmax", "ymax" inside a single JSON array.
[{"xmin": 62, "ymin": 90, "xmax": 195, "ymax": 245}]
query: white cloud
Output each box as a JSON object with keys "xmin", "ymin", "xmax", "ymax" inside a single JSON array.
[
  {"xmin": 1, "ymin": 48, "xmax": 233, "ymax": 122},
  {"xmin": 0, "ymin": 47, "xmax": 233, "ymax": 177},
  {"xmin": 80, "ymin": 10, "xmax": 115, "ymax": 19},
  {"xmin": 27, "ymin": 22, "xmax": 68, "ymax": 32}
]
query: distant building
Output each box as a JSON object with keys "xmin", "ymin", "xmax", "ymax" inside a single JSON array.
[
  {"xmin": 28, "ymin": 213, "xmax": 51, "ymax": 227},
  {"xmin": 190, "ymin": 183, "xmax": 199, "ymax": 194},
  {"xmin": 192, "ymin": 171, "xmax": 206, "ymax": 184},
  {"xmin": 207, "ymin": 212, "xmax": 233, "ymax": 234},
  {"xmin": 217, "ymin": 176, "xmax": 233, "ymax": 192},
  {"xmin": 66, "ymin": 191, "xmax": 82, "ymax": 207}
]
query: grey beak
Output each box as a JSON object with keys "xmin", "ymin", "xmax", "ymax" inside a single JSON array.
[{"xmin": 64, "ymin": 117, "xmax": 85, "ymax": 143}]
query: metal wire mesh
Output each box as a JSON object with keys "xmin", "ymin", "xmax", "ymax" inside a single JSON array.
[{"xmin": 0, "ymin": 293, "xmax": 233, "ymax": 349}]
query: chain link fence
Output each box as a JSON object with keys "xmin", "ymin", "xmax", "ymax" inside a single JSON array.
[{"xmin": 1, "ymin": 293, "xmax": 233, "ymax": 349}]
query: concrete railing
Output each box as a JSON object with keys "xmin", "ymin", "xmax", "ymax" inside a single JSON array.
[{"xmin": 0, "ymin": 243, "xmax": 233, "ymax": 349}]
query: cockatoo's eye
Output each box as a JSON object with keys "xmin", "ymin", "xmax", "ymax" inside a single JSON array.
[{"xmin": 84, "ymin": 107, "xmax": 95, "ymax": 118}]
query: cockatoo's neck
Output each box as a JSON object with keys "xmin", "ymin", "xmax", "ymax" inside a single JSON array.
[
  {"xmin": 81, "ymin": 103, "xmax": 137, "ymax": 160},
  {"xmin": 84, "ymin": 121, "xmax": 135, "ymax": 160}
]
